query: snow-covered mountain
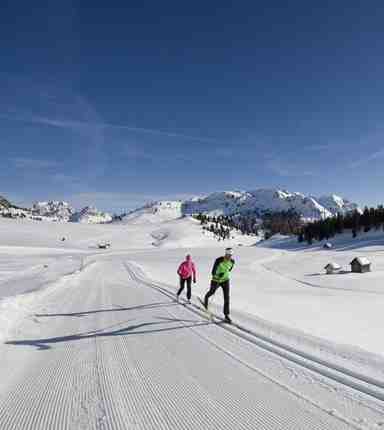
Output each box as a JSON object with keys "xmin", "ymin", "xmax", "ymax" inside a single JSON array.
[
  {"xmin": 317, "ymin": 194, "xmax": 361, "ymax": 215},
  {"xmin": 182, "ymin": 189, "xmax": 333, "ymax": 219},
  {"xmin": 0, "ymin": 195, "xmax": 30, "ymax": 219},
  {"xmin": 183, "ymin": 189, "xmax": 361, "ymax": 220},
  {"xmin": 69, "ymin": 206, "xmax": 112, "ymax": 224},
  {"xmin": 33, "ymin": 201, "xmax": 112, "ymax": 224},
  {"xmin": 1, "ymin": 196, "xmax": 111, "ymax": 224},
  {"xmin": 32, "ymin": 201, "xmax": 74, "ymax": 222},
  {"xmin": 121, "ymin": 201, "xmax": 183, "ymax": 224},
  {"xmin": 0, "ymin": 195, "xmax": 12, "ymax": 210},
  {"xmin": 126, "ymin": 188, "xmax": 360, "ymax": 223}
]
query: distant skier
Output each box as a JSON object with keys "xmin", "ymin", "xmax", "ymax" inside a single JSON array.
[
  {"xmin": 203, "ymin": 248, "xmax": 235, "ymax": 323},
  {"xmin": 176, "ymin": 254, "xmax": 197, "ymax": 303}
]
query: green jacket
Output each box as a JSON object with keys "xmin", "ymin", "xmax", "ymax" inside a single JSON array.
[{"xmin": 212, "ymin": 257, "xmax": 235, "ymax": 283}]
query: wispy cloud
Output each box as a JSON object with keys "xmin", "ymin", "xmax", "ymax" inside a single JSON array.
[
  {"xmin": 345, "ymin": 128, "xmax": 384, "ymax": 168},
  {"xmin": 0, "ymin": 112, "xmax": 220, "ymax": 144},
  {"xmin": 1, "ymin": 86, "xmax": 109, "ymax": 180},
  {"xmin": 265, "ymin": 156, "xmax": 315, "ymax": 177},
  {"xmin": 10, "ymin": 157, "xmax": 59, "ymax": 169},
  {"xmin": 349, "ymin": 148, "xmax": 384, "ymax": 168},
  {"xmin": 304, "ymin": 143, "xmax": 337, "ymax": 152},
  {"xmin": 121, "ymin": 142, "xmax": 192, "ymax": 163},
  {"xmin": 51, "ymin": 173, "xmax": 81, "ymax": 185}
]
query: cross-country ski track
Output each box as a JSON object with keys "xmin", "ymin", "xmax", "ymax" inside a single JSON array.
[{"xmin": 1, "ymin": 258, "xmax": 384, "ymax": 429}]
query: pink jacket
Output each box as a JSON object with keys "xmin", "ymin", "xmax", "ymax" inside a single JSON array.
[{"xmin": 177, "ymin": 257, "xmax": 196, "ymax": 280}]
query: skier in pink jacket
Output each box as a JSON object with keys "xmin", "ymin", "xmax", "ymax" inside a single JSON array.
[{"xmin": 176, "ymin": 255, "xmax": 196, "ymax": 303}]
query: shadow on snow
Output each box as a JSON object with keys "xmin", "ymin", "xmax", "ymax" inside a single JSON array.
[
  {"xmin": 35, "ymin": 301, "xmax": 176, "ymax": 318},
  {"xmin": 5, "ymin": 316, "xmax": 210, "ymax": 351}
]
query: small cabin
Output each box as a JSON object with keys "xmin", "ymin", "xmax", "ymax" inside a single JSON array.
[
  {"xmin": 324, "ymin": 262, "xmax": 341, "ymax": 274},
  {"xmin": 350, "ymin": 257, "xmax": 371, "ymax": 273},
  {"xmin": 323, "ymin": 242, "xmax": 333, "ymax": 249},
  {"xmin": 98, "ymin": 242, "xmax": 111, "ymax": 249}
]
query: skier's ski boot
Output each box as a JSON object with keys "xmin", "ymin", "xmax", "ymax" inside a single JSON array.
[{"xmin": 224, "ymin": 315, "xmax": 232, "ymax": 324}]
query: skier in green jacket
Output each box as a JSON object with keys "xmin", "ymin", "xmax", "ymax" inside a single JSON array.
[{"xmin": 203, "ymin": 248, "xmax": 235, "ymax": 323}]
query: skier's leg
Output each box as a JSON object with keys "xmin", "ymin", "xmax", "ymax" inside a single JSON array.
[
  {"xmin": 222, "ymin": 280, "xmax": 230, "ymax": 317},
  {"xmin": 177, "ymin": 277, "xmax": 185, "ymax": 296},
  {"xmin": 204, "ymin": 281, "xmax": 218, "ymax": 308},
  {"xmin": 186, "ymin": 277, "xmax": 192, "ymax": 300}
]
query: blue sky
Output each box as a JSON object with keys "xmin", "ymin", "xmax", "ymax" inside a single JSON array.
[{"xmin": 1, "ymin": 1, "xmax": 384, "ymax": 212}]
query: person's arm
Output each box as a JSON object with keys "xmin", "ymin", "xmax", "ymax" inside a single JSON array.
[
  {"xmin": 229, "ymin": 258, "xmax": 235, "ymax": 271},
  {"xmin": 177, "ymin": 263, "xmax": 182, "ymax": 276},
  {"xmin": 192, "ymin": 262, "xmax": 196, "ymax": 282},
  {"xmin": 211, "ymin": 257, "xmax": 223, "ymax": 276}
]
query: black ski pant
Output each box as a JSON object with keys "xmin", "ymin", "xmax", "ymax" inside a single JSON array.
[
  {"xmin": 204, "ymin": 280, "xmax": 230, "ymax": 316},
  {"xmin": 177, "ymin": 276, "xmax": 192, "ymax": 300}
]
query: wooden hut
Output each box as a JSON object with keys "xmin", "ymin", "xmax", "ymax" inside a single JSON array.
[
  {"xmin": 324, "ymin": 262, "xmax": 341, "ymax": 274},
  {"xmin": 350, "ymin": 257, "xmax": 371, "ymax": 273},
  {"xmin": 98, "ymin": 242, "xmax": 111, "ymax": 249}
]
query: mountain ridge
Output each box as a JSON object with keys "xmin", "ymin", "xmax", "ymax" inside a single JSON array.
[{"xmin": 125, "ymin": 188, "xmax": 361, "ymax": 223}]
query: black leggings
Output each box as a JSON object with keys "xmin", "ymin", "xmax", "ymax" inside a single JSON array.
[
  {"xmin": 177, "ymin": 276, "xmax": 192, "ymax": 300},
  {"xmin": 204, "ymin": 280, "xmax": 230, "ymax": 316}
]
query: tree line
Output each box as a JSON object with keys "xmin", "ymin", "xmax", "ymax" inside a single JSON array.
[
  {"xmin": 194, "ymin": 213, "xmax": 260, "ymax": 240},
  {"xmin": 299, "ymin": 205, "xmax": 384, "ymax": 244},
  {"xmin": 194, "ymin": 211, "xmax": 304, "ymax": 240},
  {"xmin": 261, "ymin": 210, "xmax": 302, "ymax": 239}
]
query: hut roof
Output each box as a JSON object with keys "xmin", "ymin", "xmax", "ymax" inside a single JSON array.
[
  {"xmin": 98, "ymin": 242, "xmax": 111, "ymax": 248},
  {"xmin": 350, "ymin": 257, "xmax": 370, "ymax": 266},
  {"xmin": 324, "ymin": 262, "xmax": 341, "ymax": 270}
]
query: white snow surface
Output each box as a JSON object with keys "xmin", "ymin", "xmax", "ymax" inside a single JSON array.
[{"xmin": 1, "ymin": 215, "xmax": 384, "ymax": 428}]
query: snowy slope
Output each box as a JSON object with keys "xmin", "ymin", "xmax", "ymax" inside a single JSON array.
[
  {"xmin": 121, "ymin": 200, "xmax": 183, "ymax": 224},
  {"xmin": 118, "ymin": 201, "xmax": 258, "ymax": 248},
  {"xmin": 150, "ymin": 217, "xmax": 258, "ymax": 248}
]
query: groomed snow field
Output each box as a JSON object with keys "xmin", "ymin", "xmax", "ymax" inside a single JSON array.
[{"xmin": 1, "ymin": 215, "xmax": 384, "ymax": 429}]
